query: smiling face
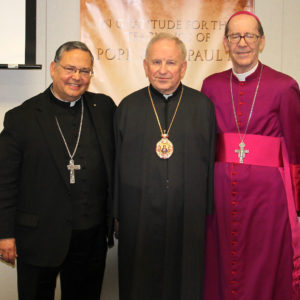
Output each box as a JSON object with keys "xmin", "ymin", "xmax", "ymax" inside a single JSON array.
[
  {"xmin": 143, "ymin": 39, "xmax": 187, "ymax": 94},
  {"xmin": 224, "ymin": 14, "xmax": 265, "ymax": 74},
  {"xmin": 50, "ymin": 49, "xmax": 92, "ymax": 102}
]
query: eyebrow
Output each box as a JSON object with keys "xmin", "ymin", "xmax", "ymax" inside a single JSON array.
[{"xmin": 64, "ymin": 64, "xmax": 91, "ymax": 70}]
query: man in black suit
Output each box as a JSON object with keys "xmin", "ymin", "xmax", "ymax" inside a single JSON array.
[{"xmin": 0, "ymin": 41, "xmax": 115, "ymax": 300}]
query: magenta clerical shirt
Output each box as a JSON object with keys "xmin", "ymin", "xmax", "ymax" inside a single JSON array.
[{"xmin": 201, "ymin": 61, "xmax": 300, "ymax": 300}]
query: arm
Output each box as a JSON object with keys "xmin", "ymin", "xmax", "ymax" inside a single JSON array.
[
  {"xmin": 113, "ymin": 102, "xmax": 126, "ymax": 239},
  {"xmin": 206, "ymin": 100, "xmax": 216, "ymax": 215},
  {"xmin": 279, "ymin": 79, "xmax": 300, "ymax": 211},
  {"xmin": 113, "ymin": 106, "xmax": 121, "ymax": 237},
  {"xmin": 0, "ymin": 110, "xmax": 22, "ymax": 264}
]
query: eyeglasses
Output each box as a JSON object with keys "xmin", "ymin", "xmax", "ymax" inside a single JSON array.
[
  {"xmin": 226, "ymin": 33, "xmax": 261, "ymax": 44},
  {"xmin": 56, "ymin": 62, "xmax": 93, "ymax": 78}
]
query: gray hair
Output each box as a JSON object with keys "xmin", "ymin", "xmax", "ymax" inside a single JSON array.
[
  {"xmin": 54, "ymin": 41, "xmax": 94, "ymax": 66},
  {"xmin": 145, "ymin": 32, "xmax": 187, "ymax": 61}
]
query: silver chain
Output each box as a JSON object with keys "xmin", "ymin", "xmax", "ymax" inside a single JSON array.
[
  {"xmin": 55, "ymin": 99, "xmax": 84, "ymax": 160},
  {"xmin": 230, "ymin": 64, "xmax": 263, "ymax": 142}
]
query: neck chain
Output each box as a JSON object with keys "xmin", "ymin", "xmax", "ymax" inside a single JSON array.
[
  {"xmin": 55, "ymin": 99, "xmax": 84, "ymax": 183},
  {"xmin": 230, "ymin": 64, "xmax": 263, "ymax": 163},
  {"xmin": 148, "ymin": 85, "xmax": 184, "ymax": 159}
]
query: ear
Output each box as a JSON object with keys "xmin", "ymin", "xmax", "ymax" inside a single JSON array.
[
  {"xmin": 50, "ymin": 61, "xmax": 56, "ymax": 79},
  {"xmin": 259, "ymin": 35, "xmax": 265, "ymax": 52},
  {"xmin": 223, "ymin": 36, "xmax": 230, "ymax": 52},
  {"xmin": 143, "ymin": 59, "xmax": 149, "ymax": 77}
]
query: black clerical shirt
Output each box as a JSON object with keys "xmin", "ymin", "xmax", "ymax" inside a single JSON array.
[{"xmin": 49, "ymin": 90, "xmax": 108, "ymax": 230}]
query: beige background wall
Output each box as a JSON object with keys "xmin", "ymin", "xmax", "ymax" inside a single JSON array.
[{"xmin": 0, "ymin": 0, "xmax": 299, "ymax": 299}]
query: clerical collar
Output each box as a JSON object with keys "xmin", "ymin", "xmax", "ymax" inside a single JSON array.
[
  {"xmin": 150, "ymin": 83, "xmax": 182, "ymax": 101},
  {"xmin": 50, "ymin": 85, "xmax": 81, "ymax": 107},
  {"xmin": 163, "ymin": 94, "xmax": 173, "ymax": 100},
  {"xmin": 233, "ymin": 63, "xmax": 258, "ymax": 82}
]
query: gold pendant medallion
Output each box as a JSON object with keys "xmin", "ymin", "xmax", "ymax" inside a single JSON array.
[
  {"xmin": 147, "ymin": 86, "xmax": 184, "ymax": 160},
  {"xmin": 156, "ymin": 134, "xmax": 174, "ymax": 159}
]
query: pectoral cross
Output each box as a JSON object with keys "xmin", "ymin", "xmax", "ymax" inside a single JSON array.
[
  {"xmin": 235, "ymin": 141, "xmax": 249, "ymax": 164},
  {"xmin": 67, "ymin": 159, "xmax": 81, "ymax": 184}
]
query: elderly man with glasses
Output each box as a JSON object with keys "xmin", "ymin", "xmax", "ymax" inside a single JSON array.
[
  {"xmin": 201, "ymin": 11, "xmax": 300, "ymax": 300},
  {"xmin": 0, "ymin": 41, "xmax": 116, "ymax": 300}
]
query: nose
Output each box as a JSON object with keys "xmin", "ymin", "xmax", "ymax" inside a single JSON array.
[
  {"xmin": 71, "ymin": 69, "xmax": 81, "ymax": 80},
  {"xmin": 238, "ymin": 36, "xmax": 247, "ymax": 46},
  {"xmin": 159, "ymin": 62, "xmax": 167, "ymax": 73}
]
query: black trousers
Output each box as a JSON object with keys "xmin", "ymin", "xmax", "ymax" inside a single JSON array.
[{"xmin": 17, "ymin": 225, "xmax": 107, "ymax": 300}]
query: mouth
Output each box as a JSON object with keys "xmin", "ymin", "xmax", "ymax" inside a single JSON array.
[
  {"xmin": 156, "ymin": 77, "xmax": 170, "ymax": 82},
  {"xmin": 67, "ymin": 83, "xmax": 81, "ymax": 89},
  {"xmin": 236, "ymin": 51, "xmax": 251, "ymax": 56}
]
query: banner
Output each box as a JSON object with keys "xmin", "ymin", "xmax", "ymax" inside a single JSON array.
[{"xmin": 80, "ymin": 0, "xmax": 254, "ymax": 104}]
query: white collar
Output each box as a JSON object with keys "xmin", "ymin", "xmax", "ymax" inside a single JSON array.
[
  {"xmin": 163, "ymin": 94, "xmax": 173, "ymax": 100},
  {"xmin": 233, "ymin": 63, "xmax": 258, "ymax": 82},
  {"xmin": 50, "ymin": 86, "xmax": 81, "ymax": 107}
]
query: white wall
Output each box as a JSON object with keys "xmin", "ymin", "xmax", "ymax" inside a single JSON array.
[
  {"xmin": 256, "ymin": 0, "xmax": 300, "ymax": 81},
  {"xmin": 0, "ymin": 0, "xmax": 299, "ymax": 299}
]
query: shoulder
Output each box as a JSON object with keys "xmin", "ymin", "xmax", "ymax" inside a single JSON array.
[
  {"xmin": 84, "ymin": 91, "xmax": 116, "ymax": 110},
  {"xmin": 201, "ymin": 69, "xmax": 231, "ymax": 97},
  {"xmin": 202, "ymin": 69, "xmax": 231, "ymax": 88},
  {"xmin": 182, "ymin": 85, "xmax": 214, "ymax": 108},
  {"xmin": 262, "ymin": 65, "xmax": 299, "ymax": 88},
  {"xmin": 201, "ymin": 69, "xmax": 232, "ymax": 101},
  {"xmin": 2, "ymin": 91, "xmax": 48, "ymax": 137},
  {"xmin": 5, "ymin": 90, "xmax": 46, "ymax": 118},
  {"xmin": 117, "ymin": 87, "xmax": 147, "ymax": 110}
]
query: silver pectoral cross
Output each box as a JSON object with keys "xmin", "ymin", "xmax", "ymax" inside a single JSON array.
[
  {"xmin": 235, "ymin": 141, "xmax": 249, "ymax": 164},
  {"xmin": 67, "ymin": 159, "xmax": 81, "ymax": 184}
]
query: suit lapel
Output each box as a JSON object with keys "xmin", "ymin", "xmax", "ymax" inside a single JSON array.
[{"xmin": 35, "ymin": 90, "xmax": 70, "ymax": 189}]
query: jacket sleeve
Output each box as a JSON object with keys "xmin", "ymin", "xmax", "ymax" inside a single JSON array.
[
  {"xmin": 206, "ymin": 99, "xmax": 216, "ymax": 215},
  {"xmin": 279, "ymin": 78, "xmax": 300, "ymax": 211},
  {"xmin": 0, "ymin": 110, "xmax": 22, "ymax": 238}
]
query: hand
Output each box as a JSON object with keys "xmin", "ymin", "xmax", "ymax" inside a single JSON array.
[{"xmin": 0, "ymin": 238, "xmax": 17, "ymax": 266}]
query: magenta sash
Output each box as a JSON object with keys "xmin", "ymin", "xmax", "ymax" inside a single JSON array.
[{"xmin": 216, "ymin": 133, "xmax": 283, "ymax": 167}]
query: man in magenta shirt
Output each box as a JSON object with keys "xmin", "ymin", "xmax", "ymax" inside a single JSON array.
[{"xmin": 202, "ymin": 11, "xmax": 300, "ymax": 300}]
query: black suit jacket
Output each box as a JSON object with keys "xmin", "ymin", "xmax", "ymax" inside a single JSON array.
[{"xmin": 0, "ymin": 87, "xmax": 116, "ymax": 267}]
